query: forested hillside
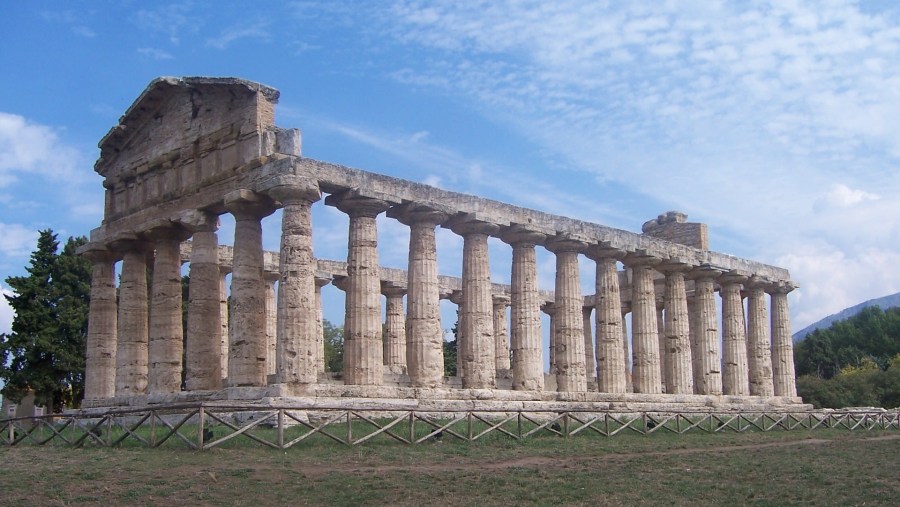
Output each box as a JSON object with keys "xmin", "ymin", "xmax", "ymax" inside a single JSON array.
[{"xmin": 794, "ymin": 306, "xmax": 900, "ymax": 408}]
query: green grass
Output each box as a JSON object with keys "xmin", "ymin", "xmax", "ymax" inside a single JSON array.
[{"xmin": 1, "ymin": 428, "xmax": 897, "ymax": 506}]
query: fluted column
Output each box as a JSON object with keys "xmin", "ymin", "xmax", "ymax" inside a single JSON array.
[
  {"xmin": 492, "ymin": 294, "xmax": 511, "ymax": 371},
  {"xmin": 656, "ymin": 300, "xmax": 667, "ymax": 392},
  {"xmin": 314, "ymin": 275, "xmax": 331, "ymax": 374},
  {"xmin": 499, "ymin": 226, "xmax": 546, "ymax": 391},
  {"xmin": 582, "ymin": 306, "xmax": 595, "ymax": 383},
  {"xmin": 622, "ymin": 303, "xmax": 632, "ymax": 392},
  {"xmin": 688, "ymin": 267, "xmax": 722, "ymax": 395},
  {"xmin": 721, "ymin": 272, "xmax": 750, "ymax": 395},
  {"xmin": 388, "ymin": 203, "xmax": 449, "ymax": 387},
  {"xmin": 586, "ymin": 247, "xmax": 626, "ymax": 393},
  {"xmin": 81, "ymin": 245, "xmax": 118, "ymax": 400},
  {"xmin": 746, "ymin": 276, "xmax": 775, "ymax": 396},
  {"xmin": 218, "ymin": 267, "xmax": 230, "ymax": 382},
  {"xmin": 112, "ymin": 238, "xmax": 151, "ymax": 396},
  {"xmin": 541, "ymin": 302, "xmax": 557, "ymax": 375},
  {"xmin": 264, "ymin": 274, "xmax": 278, "ymax": 377},
  {"xmin": 264, "ymin": 174, "xmax": 323, "ymax": 386},
  {"xmin": 769, "ymin": 282, "xmax": 798, "ymax": 397},
  {"xmin": 382, "ymin": 282, "xmax": 407, "ymax": 375},
  {"xmin": 224, "ymin": 189, "xmax": 276, "ymax": 387},
  {"xmin": 659, "ymin": 261, "xmax": 694, "ymax": 395},
  {"xmin": 546, "ymin": 236, "xmax": 587, "ymax": 393},
  {"xmin": 447, "ymin": 217, "xmax": 499, "ymax": 389},
  {"xmin": 146, "ymin": 225, "xmax": 189, "ymax": 395},
  {"xmin": 182, "ymin": 211, "xmax": 222, "ymax": 391},
  {"xmin": 623, "ymin": 253, "xmax": 662, "ymax": 394},
  {"xmin": 326, "ymin": 191, "xmax": 392, "ymax": 386}
]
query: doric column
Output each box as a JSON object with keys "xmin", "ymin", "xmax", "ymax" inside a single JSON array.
[
  {"xmin": 182, "ymin": 211, "xmax": 223, "ymax": 391},
  {"xmin": 545, "ymin": 235, "xmax": 587, "ymax": 393},
  {"xmin": 147, "ymin": 223, "xmax": 191, "ymax": 395},
  {"xmin": 499, "ymin": 225, "xmax": 546, "ymax": 391},
  {"xmin": 326, "ymin": 191, "xmax": 393, "ymax": 385},
  {"xmin": 541, "ymin": 302, "xmax": 557, "ymax": 375},
  {"xmin": 224, "ymin": 189, "xmax": 276, "ymax": 387},
  {"xmin": 218, "ymin": 266, "xmax": 230, "ymax": 382},
  {"xmin": 314, "ymin": 275, "xmax": 331, "ymax": 374},
  {"xmin": 582, "ymin": 306, "xmax": 595, "ymax": 383},
  {"xmin": 446, "ymin": 216, "xmax": 500, "ymax": 389},
  {"xmin": 623, "ymin": 252, "xmax": 662, "ymax": 394},
  {"xmin": 746, "ymin": 276, "xmax": 775, "ymax": 396},
  {"xmin": 388, "ymin": 203, "xmax": 450, "ymax": 387},
  {"xmin": 621, "ymin": 302, "xmax": 632, "ymax": 392},
  {"xmin": 687, "ymin": 266, "xmax": 723, "ymax": 395},
  {"xmin": 492, "ymin": 294, "xmax": 511, "ymax": 371},
  {"xmin": 381, "ymin": 281, "xmax": 407, "ymax": 375},
  {"xmin": 81, "ymin": 244, "xmax": 118, "ymax": 400},
  {"xmin": 267, "ymin": 175, "xmax": 322, "ymax": 385},
  {"xmin": 656, "ymin": 299, "xmax": 667, "ymax": 392},
  {"xmin": 658, "ymin": 260, "xmax": 694, "ymax": 395},
  {"xmin": 448, "ymin": 290, "xmax": 465, "ymax": 379},
  {"xmin": 111, "ymin": 237, "xmax": 151, "ymax": 396},
  {"xmin": 769, "ymin": 281, "xmax": 798, "ymax": 397},
  {"xmin": 264, "ymin": 273, "xmax": 278, "ymax": 377},
  {"xmin": 586, "ymin": 246, "xmax": 626, "ymax": 393},
  {"xmin": 720, "ymin": 272, "xmax": 750, "ymax": 395}
]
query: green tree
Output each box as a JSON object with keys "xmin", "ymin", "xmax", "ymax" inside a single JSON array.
[
  {"xmin": 0, "ymin": 230, "xmax": 91, "ymax": 411},
  {"xmin": 323, "ymin": 319, "xmax": 344, "ymax": 373}
]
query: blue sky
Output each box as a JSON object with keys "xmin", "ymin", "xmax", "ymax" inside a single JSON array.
[{"xmin": 2, "ymin": 0, "xmax": 900, "ymax": 345}]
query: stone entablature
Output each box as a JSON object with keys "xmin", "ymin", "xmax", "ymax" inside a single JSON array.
[{"xmin": 79, "ymin": 77, "xmax": 802, "ymax": 408}]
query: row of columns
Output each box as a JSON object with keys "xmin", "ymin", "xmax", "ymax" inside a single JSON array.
[{"xmin": 82, "ymin": 181, "xmax": 797, "ymax": 401}]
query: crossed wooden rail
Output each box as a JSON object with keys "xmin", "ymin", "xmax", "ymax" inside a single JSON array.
[{"xmin": 2, "ymin": 404, "xmax": 897, "ymax": 450}]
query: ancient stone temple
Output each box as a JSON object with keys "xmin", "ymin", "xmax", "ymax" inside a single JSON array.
[{"xmin": 78, "ymin": 77, "xmax": 804, "ymax": 412}]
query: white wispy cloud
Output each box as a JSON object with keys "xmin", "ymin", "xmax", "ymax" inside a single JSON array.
[
  {"xmin": 134, "ymin": 4, "xmax": 196, "ymax": 45},
  {"xmin": 137, "ymin": 47, "xmax": 174, "ymax": 60},
  {"xmin": 206, "ymin": 21, "xmax": 271, "ymax": 49},
  {"xmin": 0, "ymin": 224, "xmax": 38, "ymax": 259},
  {"xmin": 0, "ymin": 112, "xmax": 86, "ymax": 185},
  {"xmin": 357, "ymin": 0, "xmax": 900, "ymax": 328},
  {"xmin": 41, "ymin": 10, "xmax": 95, "ymax": 38}
]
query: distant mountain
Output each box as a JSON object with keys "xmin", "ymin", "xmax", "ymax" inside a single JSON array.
[{"xmin": 793, "ymin": 291, "xmax": 900, "ymax": 342}]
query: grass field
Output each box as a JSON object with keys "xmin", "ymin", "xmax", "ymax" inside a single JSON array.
[{"xmin": 1, "ymin": 429, "xmax": 898, "ymax": 506}]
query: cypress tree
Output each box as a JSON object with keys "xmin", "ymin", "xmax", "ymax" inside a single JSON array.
[{"xmin": 0, "ymin": 230, "xmax": 91, "ymax": 411}]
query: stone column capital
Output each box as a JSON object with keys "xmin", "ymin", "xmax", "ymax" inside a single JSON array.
[
  {"xmin": 258, "ymin": 175, "xmax": 321, "ymax": 205},
  {"xmin": 620, "ymin": 301, "xmax": 632, "ymax": 314},
  {"xmin": 492, "ymin": 293, "xmax": 511, "ymax": 307},
  {"xmin": 380, "ymin": 280, "xmax": 407, "ymax": 297},
  {"xmin": 331, "ymin": 275, "xmax": 348, "ymax": 292},
  {"xmin": 499, "ymin": 224, "xmax": 547, "ymax": 247},
  {"xmin": 324, "ymin": 189, "xmax": 394, "ymax": 218},
  {"xmin": 78, "ymin": 242, "xmax": 118, "ymax": 263},
  {"xmin": 143, "ymin": 218, "xmax": 192, "ymax": 243},
  {"xmin": 687, "ymin": 264, "xmax": 725, "ymax": 281},
  {"xmin": 544, "ymin": 233, "xmax": 588, "ymax": 254},
  {"xmin": 315, "ymin": 274, "xmax": 333, "ymax": 288},
  {"xmin": 386, "ymin": 201, "xmax": 452, "ymax": 227},
  {"xmin": 584, "ymin": 243, "xmax": 626, "ymax": 261},
  {"xmin": 745, "ymin": 274, "xmax": 770, "ymax": 290},
  {"xmin": 656, "ymin": 257, "xmax": 696, "ymax": 274},
  {"xmin": 765, "ymin": 280, "xmax": 798, "ymax": 295},
  {"xmin": 224, "ymin": 189, "xmax": 277, "ymax": 220},
  {"xmin": 107, "ymin": 233, "xmax": 153, "ymax": 256},
  {"xmin": 444, "ymin": 213, "xmax": 502, "ymax": 237},
  {"xmin": 174, "ymin": 209, "xmax": 219, "ymax": 234},
  {"xmin": 622, "ymin": 250, "xmax": 662, "ymax": 268},
  {"xmin": 448, "ymin": 289, "xmax": 464, "ymax": 306},
  {"xmin": 719, "ymin": 270, "xmax": 750, "ymax": 286},
  {"xmin": 540, "ymin": 301, "xmax": 557, "ymax": 315}
]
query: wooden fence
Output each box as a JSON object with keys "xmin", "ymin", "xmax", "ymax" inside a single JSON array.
[{"xmin": 2, "ymin": 404, "xmax": 898, "ymax": 450}]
